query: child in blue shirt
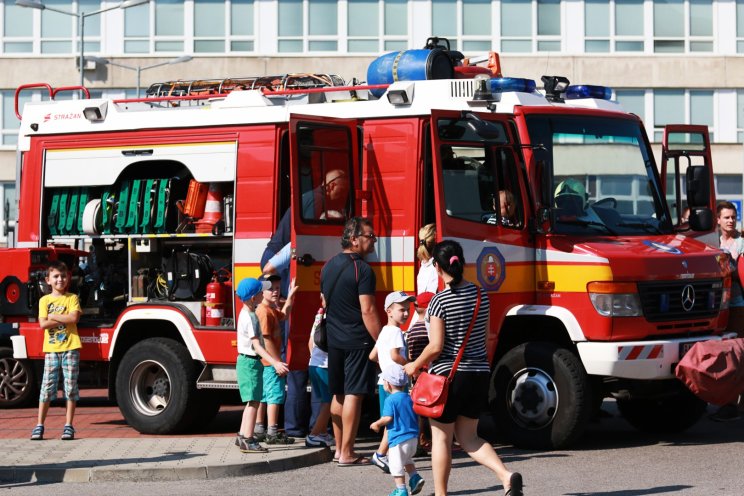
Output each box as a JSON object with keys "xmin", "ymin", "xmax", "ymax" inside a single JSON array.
[{"xmin": 370, "ymin": 365, "xmax": 425, "ymax": 496}]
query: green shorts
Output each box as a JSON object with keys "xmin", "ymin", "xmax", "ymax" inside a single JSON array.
[{"xmin": 237, "ymin": 354, "xmax": 264, "ymax": 403}]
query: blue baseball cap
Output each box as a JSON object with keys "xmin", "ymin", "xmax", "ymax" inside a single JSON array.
[{"xmin": 236, "ymin": 278, "xmax": 271, "ymax": 302}]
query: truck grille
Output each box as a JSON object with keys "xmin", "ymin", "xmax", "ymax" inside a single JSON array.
[{"xmin": 637, "ymin": 279, "xmax": 722, "ymax": 322}]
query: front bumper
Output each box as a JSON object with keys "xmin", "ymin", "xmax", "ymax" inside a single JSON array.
[{"xmin": 577, "ymin": 333, "xmax": 735, "ymax": 380}]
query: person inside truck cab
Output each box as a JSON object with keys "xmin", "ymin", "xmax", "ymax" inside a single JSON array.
[
  {"xmin": 485, "ymin": 190, "xmax": 517, "ymax": 227},
  {"xmin": 301, "ymin": 169, "xmax": 350, "ymax": 221},
  {"xmin": 554, "ymin": 178, "xmax": 589, "ymax": 217}
]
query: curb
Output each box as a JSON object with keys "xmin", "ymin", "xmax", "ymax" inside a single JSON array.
[{"xmin": 0, "ymin": 446, "xmax": 333, "ymax": 483}]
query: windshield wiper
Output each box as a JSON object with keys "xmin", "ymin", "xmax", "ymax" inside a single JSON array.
[
  {"xmin": 557, "ymin": 217, "xmax": 618, "ymax": 235},
  {"xmin": 617, "ymin": 221, "xmax": 662, "ymax": 234}
]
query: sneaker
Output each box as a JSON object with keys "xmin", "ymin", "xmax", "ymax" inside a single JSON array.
[
  {"xmin": 372, "ymin": 452, "xmax": 390, "ymax": 474},
  {"xmin": 408, "ymin": 473, "xmax": 425, "ymax": 495},
  {"xmin": 61, "ymin": 425, "xmax": 75, "ymax": 441},
  {"xmin": 234, "ymin": 433, "xmax": 244, "ymax": 447},
  {"xmin": 305, "ymin": 433, "xmax": 334, "ymax": 447},
  {"xmin": 30, "ymin": 424, "xmax": 44, "ymax": 441},
  {"xmin": 709, "ymin": 404, "xmax": 742, "ymax": 422},
  {"xmin": 238, "ymin": 436, "xmax": 268, "ymax": 453},
  {"xmin": 254, "ymin": 431, "xmax": 267, "ymax": 442},
  {"xmin": 265, "ymin": 431, "xmax": 295, "ymax": 445},
  {"xmin": 387, "ymin": 488, "xmax": 408, "ymax": 496}
]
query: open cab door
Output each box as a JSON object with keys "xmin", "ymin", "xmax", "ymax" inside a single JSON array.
[
  {"xmin": 286, "ymin": 114, "xmax": 360, "ymax": 369},
  {"xmin": 660, "ymin": 124, "xmax": 716, "ymax": 245},
  {"xmin": 429, "ymin": 109, "xmax": 533, "ymax": 357}
]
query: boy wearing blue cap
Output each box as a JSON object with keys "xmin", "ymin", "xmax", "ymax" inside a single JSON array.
[{"xmin": 235, "ymin": 277, "xmax": 290, "ymax": 453}]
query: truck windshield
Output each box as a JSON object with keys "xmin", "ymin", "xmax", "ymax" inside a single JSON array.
[{"xmin": 526, "ymin": 114, "xmax": 671, "ymax": 236}]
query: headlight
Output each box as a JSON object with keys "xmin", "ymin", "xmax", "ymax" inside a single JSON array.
[{"xmin": 587, "ymin": 282, "xmax": 642, "ymax": 317}]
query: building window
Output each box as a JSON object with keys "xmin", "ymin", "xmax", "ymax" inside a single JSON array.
[
  {"xmin": 124, "ymin": 1, "xmax": 149, "ymax": 53},
  {"xmin": 737, "ymin": 90, "xmax": 744, "ymax": 143},
  {"xmin": 654, "ymin": 0, "xmax": 713, "ymax": 53},
  {"xmin": 653, "ymin": 89, "xmax": 714, "ymax": 142},
  {"xmin": 278, "ymin": 0, "xmax": 338, "ymax": 53},
  {"xmin": 501, "ymin": 0, "xmax": 531, "ymax": 53},
  {"xmin": 1, "ymin": 182, "xmax": 16, "ymax": 244},
  {"xmin": 348, "ymin": 0, "xmax": 408, "ymax": 53},
  {"xmin": 154, "ymin": 0, "xmax": 184, "ymax": 52},
  {"xmin": 584, "ymin": 0, "xmax": 644, "ymax": 53},
  {"xmin": 2, "ymin": 90, "xmax": 25, "ymax": 146},
  {"xmin": 124, "ymin": 0, "xmax": 254, "ymax": 54},
  {"xmin": 615, "ymin": 90, "xmax": 646, "ymax": 121},
  {"xmin": 3, "ymin": 0, "xmax": 33, "ymax": 53},
  {"xmin": 737, "ymin": 0, "xmax": 744, "ymax": 53}
]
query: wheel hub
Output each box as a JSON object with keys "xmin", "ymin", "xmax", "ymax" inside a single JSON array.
[
  {"xmin": 129, "ymin": 360, "xmax": 171, "ymax": 416},
  {"xmin": 508, "ymin": 367, "xmax": 559, "ymax": 429}
]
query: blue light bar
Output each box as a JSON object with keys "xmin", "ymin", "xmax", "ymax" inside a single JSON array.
[
  {"xmin": 489, "ymin": 77, "xmax": 537, "ymax": 94},
  {"xmin": 565, "ymin": 85, "xmax": 613, "ymax": 100}
]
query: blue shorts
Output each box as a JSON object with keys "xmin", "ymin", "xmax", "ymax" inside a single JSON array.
[
  {"xmin": 309, "ymin": 366, "xmax": 331, "ymax": 403},
  {"xmin": 262, "ymin": 365, "xmax": 286, "ymax": 405},
  {"xmin": 237, "ymin": 354, "xmax": 264, "ymax": 403},
  {"xmin": 39, "ymin": 350, "xmax": 80, "ymax": 403}
]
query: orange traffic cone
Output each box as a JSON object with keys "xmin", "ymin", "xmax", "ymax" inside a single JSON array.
[{"xmin": 194, "ymin": 183, "xmax": 223, "ymax": 234}]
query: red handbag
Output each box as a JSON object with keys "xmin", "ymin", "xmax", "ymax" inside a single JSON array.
[{"xmin": 411, "ymin": 290, "xmax": 481, "ymax": 418}]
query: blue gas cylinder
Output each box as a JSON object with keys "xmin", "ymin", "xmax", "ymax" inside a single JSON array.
[{"xmin": 367, "ymin": 48, "xmax": 454, "ymax": 97}]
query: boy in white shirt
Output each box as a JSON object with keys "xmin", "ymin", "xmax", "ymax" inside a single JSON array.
[{"xmin": 369, "ymin": 291, "xmax": 415, "ymax": 473}]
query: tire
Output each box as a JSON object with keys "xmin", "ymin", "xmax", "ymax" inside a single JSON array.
[
  {"xmin": 0, "ymin": 346, "xmax": 38, "ymax": 408},
  {"xmin": 115, "ymin": 337, "xmax": 199, "ymax": 434},
  {"xmin": 490, "ymin": 342, "xmax": 592, "ymax": 449},
  {"xmin": 616, "ymin": 388, "xmax": 707, "ymax": 433}
]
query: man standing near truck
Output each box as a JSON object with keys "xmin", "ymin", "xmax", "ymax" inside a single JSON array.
[{"xmin": 321, "ymin": 216, "xmax": 381, "ymax": 465}]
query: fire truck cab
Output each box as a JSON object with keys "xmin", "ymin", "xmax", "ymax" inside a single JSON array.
[{"xmin": 0, "ymin": 42, "xmax": 730, "ymax": 448}]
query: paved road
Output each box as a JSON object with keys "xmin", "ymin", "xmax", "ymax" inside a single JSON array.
[{"xmin": 1, "ymin": 395, "xmax": 744, "ymax": 495}]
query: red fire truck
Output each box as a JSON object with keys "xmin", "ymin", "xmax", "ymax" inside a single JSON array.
[{"xmin": 0, "ymin": 39, "xmax": 732, "ymax": 448}]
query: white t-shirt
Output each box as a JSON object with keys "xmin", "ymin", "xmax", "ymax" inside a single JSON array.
[
  {"xmin": 309, "ymin": 326, "xmax": 329, "ymax": 368},
  {"xmin": 375, "ymin": 324, "xmax": 405, "ymax": 385},
  {"xmin": 237, "ymin": 306, "xmax": 264, "ymax": 356},
  {"xmin": 417, "ymin": 258, "xmax": 439, "ymax": 294}
]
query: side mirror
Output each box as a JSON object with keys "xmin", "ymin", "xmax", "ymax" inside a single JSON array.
[
  {"xmin": 686, "ymin": 165, "xmax": 710, "ymax": 208},
  {"xmin": 535, "ymin": 206, "xmax": 552, "ymax": 234},
  {"xmin": 688, "ymin": 207, "xmax": 713, "ymax": 232}
]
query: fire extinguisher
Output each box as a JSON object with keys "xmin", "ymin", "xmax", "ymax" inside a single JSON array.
[{"xmin": 205, "ymin": 273, "xmax": 224, "ymax": 326}]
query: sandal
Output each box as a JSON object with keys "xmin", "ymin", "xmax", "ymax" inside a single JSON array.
[
  {"xmin": 337, "ymin": 456, "xmax": 371, "ymax": 467},
  {"xmin": 30, "ymin": 424, "xmax": 44, "ymax": 441},
  {"xmin": 61, "ymin": 425, "xmax": 75, "ymax": 441},
  {"xmin": 504, "ymin": 472, "xmax": 523, "ymax": 496}
]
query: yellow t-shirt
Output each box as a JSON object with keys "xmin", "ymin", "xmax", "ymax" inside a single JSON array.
[{"xmin": 39, "ymin": 293, "xmax": 82, "ymax": 353}]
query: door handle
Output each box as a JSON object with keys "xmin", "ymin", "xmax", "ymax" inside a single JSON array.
[{"xmin": 296, "ymin": 253, "xmax": 315, "ymax": 267}]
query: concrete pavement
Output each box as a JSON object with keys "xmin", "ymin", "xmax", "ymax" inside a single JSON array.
[
  {"xmin": 0, "ymin": 389, "xmax": 333, "ymax": 483},
  {"xmin": 0, "ymin": 437, "xmax": 332, "ymax": 483}
]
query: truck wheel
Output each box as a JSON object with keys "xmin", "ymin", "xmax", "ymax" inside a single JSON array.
[
  {"xmin": 490, "ymin": 342, "xmax": 592, "ymax": 449},
  {"xmin": 616, "ymin": 388, "xmax": 706, "ymax": 433},
  {"xmin": 0, "ymin": 346, "xmax": 38, "ymax": 408},
  {"xmin": 116, "ymin": 338, "xmax": 198, "ymax": 434}
]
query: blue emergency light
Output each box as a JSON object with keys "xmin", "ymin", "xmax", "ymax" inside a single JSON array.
[
  {"xmin": 565, "ymin": 85, "xmax": 613, "ymax": 101},
  {"xmin": 489, "ymin": 77, "xmax": 537, "ymax": 94}
]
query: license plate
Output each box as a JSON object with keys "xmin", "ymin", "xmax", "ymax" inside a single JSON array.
[{"xmin": 679, "ymin": 341, "xmax": 695, "ymax": 358}]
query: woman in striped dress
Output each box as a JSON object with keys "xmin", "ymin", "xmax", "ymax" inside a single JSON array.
[{"xmin": 404, "ymin": 240, "xmax": 523, "ymax": 496}]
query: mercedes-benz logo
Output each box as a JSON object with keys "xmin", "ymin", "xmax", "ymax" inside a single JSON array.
[{"xmin": 681, "ymin": 284, "xmax": 695, "ymax": 312}]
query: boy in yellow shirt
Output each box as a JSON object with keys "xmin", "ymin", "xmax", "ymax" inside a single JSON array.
[{"xmin": 31, "ymin": 260, "xmax": 82, "ymax": 441}]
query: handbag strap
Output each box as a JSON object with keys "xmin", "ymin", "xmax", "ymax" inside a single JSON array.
[{"xmin": 446, "ymin": 286, "xmax": 482, "ymax": 382}]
